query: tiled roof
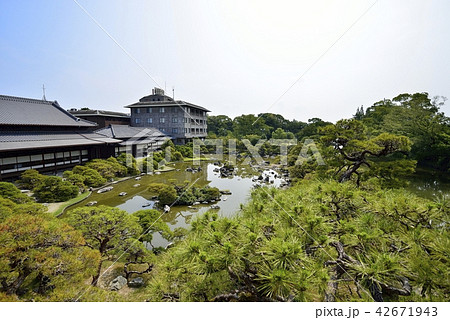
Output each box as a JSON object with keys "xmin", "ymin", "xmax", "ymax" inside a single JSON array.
[
  {"xmin": 95, "ymin": 125, "xmax": 169, "ymax": 140},
  {"xmin": 125, "ymin": 99, "xmax": 211, "ymax": 112},
  {"xmin": 69, "ymin": 109, "xmax": 130, "ymax": 118},
  {"xmin": 0, "ymin": 95, "xmax": 96, "ymax": 127},
  {"xmin": 0, "ymin": 131, "xmax": 120, "ymax": 152}
]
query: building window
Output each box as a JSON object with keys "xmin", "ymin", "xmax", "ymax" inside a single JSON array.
[
  {"xmin": 159, "ymin": 128, "xmax": 166, "ymax": 133},
  {"xmin": 172, "ymin": 128, "xmax": 178, "ymax": 134},
  {"xmin": 159, "ymin": 107, "xmax": 165, "ymax": 113},
  {"xmin": 159, "ymin": 117, "xmax": 165, "ymax": 123},
  {"xmin": 135, "ymin": 108, "xmax": 141, "ymax": 114},
  {"xmin": 135, "ymin": 118, "xmax": 141, "ymax": 124},
  {"xmin": 172, "ymin": 117, "xmax": 178, "ymax": 123},
  {"xmin": 146, "ymin": 108, "xmax": 152, "ymax": 113},
  {"xmin": 147, "ymin": 118, "xmax": 153, "ymax": 124}
]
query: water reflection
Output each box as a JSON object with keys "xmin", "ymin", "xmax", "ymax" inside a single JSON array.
[
  {"xmin": 406, "ymin": 169, "xmax": 450, "ymax": 199},
  {"xmin": 68, "ymin": 162, "xmax": 285, "ymax": 247}
]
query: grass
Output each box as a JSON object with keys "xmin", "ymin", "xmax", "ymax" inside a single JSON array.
[
  {"xmin": 183, "ymin": 157, "xmax": 210, "ymax": 162},
  {"xmin": 52, "ymin": 191, "xmax": 90, "ymax": 217}
]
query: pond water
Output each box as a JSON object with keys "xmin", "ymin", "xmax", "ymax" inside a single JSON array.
[
  {"xmin": 406, "ymin": 168, "xmax": 450, "ymax": 199},
  {"xmin": 67, "ymin": 162, "xmax": 286, "ymax": 247},
  {"xmin": 65, "ymin": 162, "xmax": 449, "ymax": 248}
]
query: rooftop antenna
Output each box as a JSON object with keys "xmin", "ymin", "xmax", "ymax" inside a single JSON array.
[
  {"xmin": 172, "ymin": 86, "xmax": 175, "ymax": 100},
  {"xmin": 42, "ymin": 84, "xmax": 47, "ymax": 101}
]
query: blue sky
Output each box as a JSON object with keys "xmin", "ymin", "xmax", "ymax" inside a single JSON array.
[{"xmin": 1, "ymin": 0, "xmax": 449, "ymax": 122}]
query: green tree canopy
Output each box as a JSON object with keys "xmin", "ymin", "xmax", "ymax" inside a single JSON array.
[
  {"xmin": 33, "ymin": 176, "xmax": 78, "ymax": 202},
  {"xmin": 16, "ymin": 169, "xmax": 45, "ymax": 190},
  {"xmin": 146, "ymin": 180, "xmax": 449, "ymax": 302},
  {"xmin": 207, "ymin": 115, "xmax": 233, "ymax": 137},
  {"xmin": 0, "ymin": 182, "xmax": 31, "ymax": 204},
  {"xmin": 232, "ymin": 114, "xmax": 271, "ymax": 138},
  {"xmin": 362, "ymin": 92, "xmax": 450, "ymax": 171},
  {"xmin": 132, "ymin": 209, "xmax": 173, "ymax": 246},
  {"xmin": 63, "ymin": 170, "xmax": 87, "ymax": 192},
  {"xmin": 72, "ymin": 166, "xmax": 107, "ymax": 188},
  {"xmin": 320, "ymin": 119, "xmax": 415, "ymax": 186},
  {"xmin": 117, "ymin": 153, "xmax": 140, "ymax": 176},
  {"xmin": 0, "ymin": 212, "xmax": 99, "ymax": 297},
  {"xmin": 65, "ymin": 206, "xmax": 142, "ymax": 286}
]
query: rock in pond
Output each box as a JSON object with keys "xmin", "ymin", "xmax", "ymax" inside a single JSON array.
[{"xmin": 97, "ymin": 186, "xmax": 113, "ymax": 194}]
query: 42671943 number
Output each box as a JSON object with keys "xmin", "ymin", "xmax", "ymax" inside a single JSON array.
[{"xmin": 376, "ymin": 307, "xmax": 438, "ymax": 317}]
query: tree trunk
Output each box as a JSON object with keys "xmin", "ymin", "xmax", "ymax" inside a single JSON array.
[
  {"xmin": 123, "ymin": 262, "xmax": 153, "ymax": 281},
  {"xmin": 37, "ymin": 273, "xmax": 53, "ymax": 294},
  {"xmin": 6, "ymin": 269, "xmax": 31, "ymax": 295},
  {"xmin": 324, "ymin": 271, "xmax": 339, "ymax": 302},
  {"xmin": 339, "ymin": 161, "xmax": 364, "ymax": 183},
  {"xmin": 91, "ymin": 260, "xmax": 103, "ymax": 286},
  {"xmin": 92, "ymin": 238, "xmax": 109, "ymax": 286},
  {"xmin": 368, "ymin": 281, "xmax": 384, "ymax": 302}
]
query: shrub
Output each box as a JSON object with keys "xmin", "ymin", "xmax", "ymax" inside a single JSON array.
[
  {"xmin": 160, "ymin": 139, "xmax": 175, "ymax": 150},
  {"xmin": 117, "ymin": 153, "xmax": 140, "ymax": 176},
  {"xmin": 63, "ymin": 171, "xmax": 87, "ymax": 192},
  {"xmin": 157, "ymin": 185, "xmax": 177, "ymax": 206},
  {"xmin": 147, "ymin": 183, "xmax": 168, "ymax": 194},
  {"xmin": 16, "ymin": 169, "xmax": 45, "ymax": 190},
  {"xmin": 0, "ymin": 197, "xmax": 16, "ymax": 222},
  {"xmin": 106, "ymin": 157, "xmax": 128, "ymax": 176},
  {"xmin": 72, "ymin": 166, "xmax": 106, "ymax": 187},
  {"xmin": 172, "ymin": 151, "xmax": 184, "ymax": 161},
  {"xmin": 85, "ymin": 159, "xmax": 117, "ymax": 180},
  {"xmin": 152, "ymin": 151, "xmax": 165, "ymax": 164},
  {"xmin": 140, "ymin": 158, "xmax": 158, "ymax": 173},
  {"xmin": 33, "ymin": 176, "xmax": 78, "ymax": 202},
  {"xmin": 0, "ymin": 182, "xmax": 31, "ymax": 204},
  {"xmin": 201, "ymin": 186, "xmax": 220, "ymax": 202},
  {"xmin": 176, "ymin": 144, "xmax": 194, "ymax": 158}
]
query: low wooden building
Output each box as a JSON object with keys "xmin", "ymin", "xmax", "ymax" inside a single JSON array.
[
  {"xmin": 0, "ymin": 95, "xmax": 120, "ymax": 181},
  {"xmin": 68, "ymin": 109, "xmax": 130, "ymax": 129},
  {"xmin": 95, "ymin": 124, "xmax": 169, "ymax": 158}
]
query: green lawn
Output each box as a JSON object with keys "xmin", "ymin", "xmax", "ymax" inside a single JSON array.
[
  {"xmin": 53, "ymin": 191, "xmax": 90, "ymax": 217},
  {"xmin": 183, "ymin": 157, "xmax": 210, "ymax": 162}
]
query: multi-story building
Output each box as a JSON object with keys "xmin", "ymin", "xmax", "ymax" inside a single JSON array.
[{"xmin": 125, "ymin": 87, "xmax": 210, "ymax": 144}]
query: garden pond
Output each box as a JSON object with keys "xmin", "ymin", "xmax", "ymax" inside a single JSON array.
[
  {"xmin": 65, "ymin": 162, "xmax": 450, "ymax": 248},
  {"xmin": 67, "ymin": 161, "xmax": 287, "ymax": 247}
]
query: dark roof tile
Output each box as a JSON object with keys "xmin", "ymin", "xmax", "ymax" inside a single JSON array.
[{"xmin": 0, "ymin": 95, "xmax": 96, "ymax": 127}]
